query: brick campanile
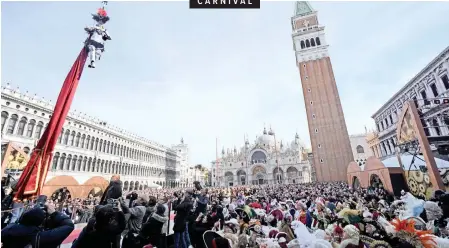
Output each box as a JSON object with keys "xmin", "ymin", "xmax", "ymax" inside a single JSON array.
[{"xmin": 291, "ymin": 2, "xmax": 354, "ymax": 182}]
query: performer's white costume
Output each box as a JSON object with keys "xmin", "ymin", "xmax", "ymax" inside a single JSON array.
[{"xmin": 85, "ymin": 4, "xmax": 111, "ymax": 68}]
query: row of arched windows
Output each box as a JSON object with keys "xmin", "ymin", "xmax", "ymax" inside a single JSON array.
[
  {"xmin": 1, "ymin": 110, "xmax": 176, "ymax": 168},
  {"xmin": 123, "ymin": 180, "xmax": 180, "ymax": 190},
  {"xmin": 300, "ymin": 37, "xmax": 321, "ymax": 49},
  {"xmin": 51, "ymin": 152, "xmax": 166, "ymax": 177},
  {"xmin": 57, "ymin": 127, "xmax": 173, "ymax": 166},
  {"xmin": 1, "ymin": 112, "xmax": 45, "ymax": 138}
]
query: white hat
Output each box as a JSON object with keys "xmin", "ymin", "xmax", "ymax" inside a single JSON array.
[{"xmin": 225, "ymin": 218, "xmax": 239, "ymax": 227}]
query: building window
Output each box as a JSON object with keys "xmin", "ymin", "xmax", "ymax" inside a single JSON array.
[
  {"xmin": 442, "ymin": 74, "xmax": 449, "ymax": 90},
  {"xmin": 305, "ymin": 76, "xmax": 309, "ymax": 80},
  {"xmin": 430, "ymin": 83, "xmax": 439, "ymax": 97},
  {"xmin": 389, "ymin": 115, "xmax": 393, "ymax": 125},
  {"xmin": 380, "ymin": 121, "xmax": 385, "ymax": 130},
  {"xmin": 312, "ymin": 114, "xmax": 316, "ymax": 119},
  {"xmin": 305, "ymin": 39, "xmax": 310, "ymax": 48},
  {"xmin": 310, "ymin": 101, "xmax": 313, "ymax": 105},
  {"xmin": 318, "ymin": 144, "xmax": 321, "ymax": 148},
  {"xmin": 1, "ymin": 111, "xmax": 8, "ymax": 132},
  {"xmin": 320, "ymin": 159, "xmax": 324, "ymax": 163},
  {"xmin": 314, "ymin": 128, "xmax": 318, "ymax": 133},
  {"xmin": 34, "ymin": 122, "xmax": 44, "ymax": 139},
  {"xmin": 52, "ymin": 152, "xmax": 60, "ymax": 170},
  {"xmin": 63, "ymin": 130, "xmax": 70, "ymax": 145},
  {"xmin": 307, "ymin": 88, "xmax": 311, "ymax": 92},
  {"xmin": 303, "ymin": 64, "xmax": 306, "ymax": 68},
  {"xmin": 17, "ymin": 117, "xmax": 27, "ymax": 135},
  {"xmin": 300, "ymin": 40, "xmax": 305, "ymax": 49},
  {"xmin": 69, "ymin": 131, "xmax": 76, "ymax": 146},
  {"xmin": 432, "ymin": 119, "xmax": 441, "ymax": 136},
  {"xmin": 316, "ymin": 37, "xmax": 321, "ymax": 45},
  {"xmin": 311, "ymin": 38, "xmax": 316, "ymax": 47},
  {"xmin": 356, "ymin": 145, "xmax": 364, "ymax": 154},
  {"xmin": 26, "ymin": 119, "xmax": 36, "ymax": 137},
  {"xmin": 420, "ymin": 90, "xmax": 430, "ymax": 105},
  {"xmin": 75, "ymin": 133, "xmax": 81, "ymax": 147}
]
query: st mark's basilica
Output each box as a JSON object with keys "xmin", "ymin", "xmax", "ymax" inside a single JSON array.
[{"xmin": 212, "ymin": 127, "xmax": 313, "ymax": 187}]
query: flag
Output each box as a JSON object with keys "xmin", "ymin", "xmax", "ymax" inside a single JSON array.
[{"xmin": 14, "ymin": 48, "xmax": 88, "ymax": 200}]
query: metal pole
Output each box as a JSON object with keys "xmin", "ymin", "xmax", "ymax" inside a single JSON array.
[
  {"xmin": 216, "ymin": 137, "xmax": 219, "ymax": 187},
  {"xmin": 245, "ymin": 135, "xmax": 248, "ymax": 186},
  {"xmin": 273, "ymin": 132, "xmax": 280, "ymax": 184}
]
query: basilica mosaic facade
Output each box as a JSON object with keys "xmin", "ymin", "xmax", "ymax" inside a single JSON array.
[{"xmin": 211, "ymin": 127, "xmax": 312, "ymax": 187}]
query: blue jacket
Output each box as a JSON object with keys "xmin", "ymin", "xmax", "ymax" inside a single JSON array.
[{"xmin": 1, "ymin": 210, "xmax": 74, "ymax": 248}]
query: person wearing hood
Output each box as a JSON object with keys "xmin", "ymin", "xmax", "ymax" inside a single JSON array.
[
  {"xmin": 142, "ymin": 196, "xmax": 157, "ymax": 223},
  {"xmin": 2, "ymin": 203, "xmax": 74, "ymax": 248},
  {"xmin": 139, "ymin": 204, "xmax": 169, "ymax": 248},
  {"xmin": 72, "ymin": 204, "xmax": 126, "ymax": 248},
  {"xmin": 159, "ymin": 197, "xmax": 170, "ymax": 248},
  {"xmin": 100, "ymin": 175, "xmax": 123, "ymax": 205},
  {"xmin": 121, "ymin": 195, "xmax": 149, "ymax": 248}
]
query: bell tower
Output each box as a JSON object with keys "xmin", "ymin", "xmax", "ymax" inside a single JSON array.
[{"xmin": 292, "ymin": 2, "xmax": 354, "ymax": 182}]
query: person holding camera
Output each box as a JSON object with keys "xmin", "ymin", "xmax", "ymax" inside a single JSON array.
[
  {"xmin": 71, "ymin": 202, "xmax": 126, "ymax": 248},
  {"xmin": 1, "ymin": 203, "xmax": 74, "ymax": 248},
  {"xmin": 120, "ymin": 195, "xmax": 148, "ymax": 248}
]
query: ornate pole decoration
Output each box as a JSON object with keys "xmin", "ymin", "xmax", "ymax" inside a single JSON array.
[{"xmin": 14, "ymin": 2, "xmax": 113, "ymax": 200}]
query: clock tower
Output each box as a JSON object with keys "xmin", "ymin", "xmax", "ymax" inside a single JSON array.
[{"xmin": 292, "ymin": 2, "xmax": 354, "ymax": 182}]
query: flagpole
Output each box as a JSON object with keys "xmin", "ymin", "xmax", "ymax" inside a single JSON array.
[{"xmin": 215, "ymin": 137, "xmax": 219, "ymax": 187}]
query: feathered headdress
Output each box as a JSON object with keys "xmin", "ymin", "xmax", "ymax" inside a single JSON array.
[
  {"xmin": 92, "ymin": 8, "xmax": 110, "ymax": 23},
  {"xmin": 390, "ymin": 218, "xmax": 437, "ymax": 248}
]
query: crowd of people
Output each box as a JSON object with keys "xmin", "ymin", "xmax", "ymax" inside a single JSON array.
[{"xmin": 2, "ymin": 174, "xmax": 449, "ymax": 248}]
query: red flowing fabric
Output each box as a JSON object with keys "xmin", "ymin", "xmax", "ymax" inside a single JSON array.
[{"xmin": 14, "ymin": 48, "xmax": 88, "ymax": 201}]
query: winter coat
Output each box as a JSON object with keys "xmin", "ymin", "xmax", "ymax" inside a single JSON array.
[
  {"xmin": 173, "ymin": 198, "xmax": 193, "ymax": 233},
  {"xmin": 71, "ymin": 210, "xmax": 126, "ymax": 248},
  {"xmin": 140, "ymin": 213, "xmax": 169, "ymax": 247},
  {"xmin": 1, "ymin": 209, "xmax": 74, "ymax": 248},
  {"xmin": 100, "ymin": 180, "xmax": 123, "ymax": 205},
  {"xmin": 122, "ymin": 204, "xmax": 146, "ymax": 235},
  {"xmin": 161, "ymin": 203, "xmax": 169, "ymax": 234}
]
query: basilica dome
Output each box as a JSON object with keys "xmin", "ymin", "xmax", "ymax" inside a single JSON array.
[{"xmin": 257, "ymin": 127, "xmax": 280, "ymax": 150}]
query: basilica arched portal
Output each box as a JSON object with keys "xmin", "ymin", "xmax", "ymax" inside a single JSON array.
[
  {"xmin": 237, "ymin": 170, "xmax": 247, "ymax": 185},
  {"xmin": 225, "ymin": 171, "xmax": 234, "ymax": 186},
  {"xmin": 252, "ymin": 165, "xmax": 267, "ymax": 185},
  {"xmin": 287, "ymin": 167, "xmax": 299, "ymax": 184},
  {"xmin": 273, "ymin": 167, "xmax": 284, "ymax": 184}
]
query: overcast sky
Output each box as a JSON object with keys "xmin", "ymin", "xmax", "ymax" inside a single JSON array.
[{"xmin": 2, "ymin": 1, "xmax": 449, "ymax": 167}]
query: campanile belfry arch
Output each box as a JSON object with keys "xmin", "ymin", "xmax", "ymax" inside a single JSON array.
[{"xmin": 291, "ymin": 2, "xmax": 354, "ymax": 182}]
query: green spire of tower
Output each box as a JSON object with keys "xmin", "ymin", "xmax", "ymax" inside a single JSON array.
[{"xmin": 294, "ymin": 1, "xmax": 314, "ymax": 17}]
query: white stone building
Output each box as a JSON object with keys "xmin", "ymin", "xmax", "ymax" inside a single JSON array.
[
  {"xmin": 370, "ymin": 46, "xmax": 449, "ymax": 160},
  {"xmin": 349, "ymin": 133, "xmax": 374, "ymax": 167},
  {"xmin": 1, "ymin": 83, "xmax": 182, "ymax": 191},
  {"xmin": 211, "ymin": 127, "xmax": 312, "ymax": 187},
  {"xmin": 172, "ymin": 138, "xmax": 190, "ymax": 187}
]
